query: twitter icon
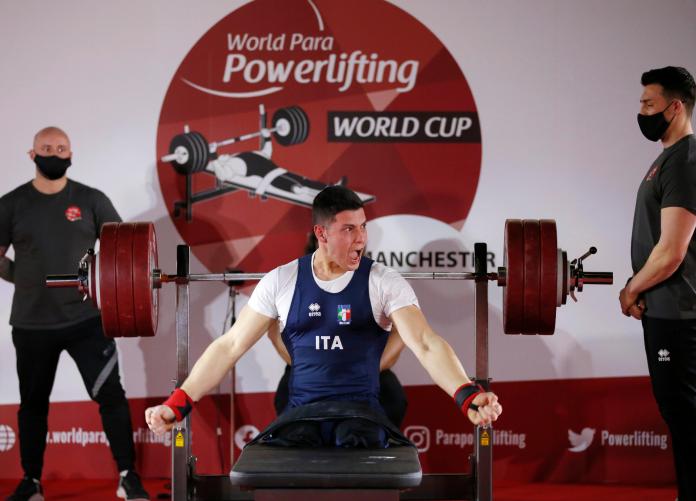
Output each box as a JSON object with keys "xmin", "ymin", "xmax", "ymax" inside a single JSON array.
[{"xmin": 568, "ymin": 428, "xmax": 595, "ymax": 452}]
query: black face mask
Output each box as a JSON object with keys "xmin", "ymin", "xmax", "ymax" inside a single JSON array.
[
  {"xmin": 34, "ymin": 154, "xmax": 71, "ymax": 180},
  {"xmin": 637, "ymin": 102, "xmax": 675, "ymax": 142}
]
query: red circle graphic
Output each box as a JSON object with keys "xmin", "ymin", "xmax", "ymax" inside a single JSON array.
[{"xmin": 157, "ymin": 0, "xmax": 481, "ymax": 273}]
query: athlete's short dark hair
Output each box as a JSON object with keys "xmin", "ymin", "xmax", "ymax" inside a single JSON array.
[{"xmin": 312, "ymin": 186, "xmax": 364, "ymax": 226}]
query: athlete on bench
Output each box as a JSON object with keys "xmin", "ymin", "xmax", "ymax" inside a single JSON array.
[
  {"xmin": 268, "ymin": 232, "xmax": 410, "ymax": 428},
  {"xmin": 146, "ymin": 186, "xmax": 502, "ymax": 447}
]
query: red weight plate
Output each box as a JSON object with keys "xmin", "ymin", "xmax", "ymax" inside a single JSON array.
[
  {"xmin": 522, "ymin": 220, "xmax": 541, "ymax": 334},
  {"xmin": 503, "ymin": 219, "xmax": 524, "ymax": 334},
  {"xmin": 98, "ymin": 223, "xmax": 120, "ymax": 338},
  {"xmin": 132, "ymin": 223, "xmax": 158, "ymax": 337},
  {"xmin": 116, "ymin": 224, "xmax": 137, "ymax": 337},
  {"xmin": 538, "ymin": 220, "xmax": 558, "ymax": 334}
]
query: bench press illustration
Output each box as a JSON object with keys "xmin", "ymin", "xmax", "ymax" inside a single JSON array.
[{"xmin": 160, "ymin": 105, "xmax": 375, "ymax": 221}]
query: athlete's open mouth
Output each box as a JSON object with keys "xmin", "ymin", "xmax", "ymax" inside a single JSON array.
[{"xmin": 350, "ymin": 248, "xmax": 363, "ymax": 261}]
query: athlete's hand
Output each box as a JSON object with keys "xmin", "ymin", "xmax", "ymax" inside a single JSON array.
[
  {"xmin": 145, "ymin": 405, "xmax": 176, "ymax": 435},
  {"xmin": 467, "ymin": 392, "xmax": 502, "ymax": 426}
]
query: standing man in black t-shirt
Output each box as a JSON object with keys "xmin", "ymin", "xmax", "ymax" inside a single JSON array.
[
  {"xmin": 0, "ymin": 127, "xmax": 149, "ymax": 501},
  {"xmin": 620, "ymin": 66, "xmax": 696, "ymax": 501}
]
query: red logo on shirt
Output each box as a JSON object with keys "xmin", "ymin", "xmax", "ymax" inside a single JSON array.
[
  {"xmin": 645, "ymin": 163, "xmax": 660, "ymax": 181},
  {"xmin": 65, "ymin": 206, "xmax": 82, "ymax": 222}
]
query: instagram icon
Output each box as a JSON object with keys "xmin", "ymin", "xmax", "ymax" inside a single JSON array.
[{"xmin": 404, "ymin": 425, "xmax": 430, "ymax": 453}]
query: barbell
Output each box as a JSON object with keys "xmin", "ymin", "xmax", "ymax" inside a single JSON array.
[
  {"xmin": 161, "ymin": 105, "xmax": 310, "ymax": 175},
  {"xmin": 45, "ymin": 220, "xmax": 612, "ymax": 338}
]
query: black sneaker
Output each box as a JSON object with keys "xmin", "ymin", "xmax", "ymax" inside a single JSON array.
[
  {"xmin": 116, "ymin": 471, "xmax": 150, "ymax": 501},
  {"xmin": 5, "ymin": 477, "xmax": 43, "ymax": 501}
]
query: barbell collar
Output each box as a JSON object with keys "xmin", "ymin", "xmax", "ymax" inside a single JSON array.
[
  {"xmin": 496, "ymin": 267, "xmax": 507, "ymax": 287},
  {"xmin": 152, "ymin": 269, "xmax": 163, "ymax": 289}
]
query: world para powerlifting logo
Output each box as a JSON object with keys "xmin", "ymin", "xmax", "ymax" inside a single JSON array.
[{"xmin": 191, "ymin": 33, "xmax": 419, "ymax": 97}]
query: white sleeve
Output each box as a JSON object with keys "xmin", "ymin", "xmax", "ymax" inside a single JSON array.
[
  {"xmin": 379, "ymin": 267, "xmax": 419, "ymax": 317},
  {"xmin": 369, "ymin": 263, "xmax": 419, "ymax": 329},
  {"xmin": 247, "ymin": 267, "xmax": 280, "ymax": 320}
]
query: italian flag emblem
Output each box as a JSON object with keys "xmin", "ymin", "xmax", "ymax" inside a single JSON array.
[{"xmin": 337, "ymin": 305, "xmax": 351, "ymax": 325}]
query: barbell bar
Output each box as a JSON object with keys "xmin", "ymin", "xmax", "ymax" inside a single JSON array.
[{"xmin": 46, "ymin": 220, "xmax": 612, "ymax": 338}]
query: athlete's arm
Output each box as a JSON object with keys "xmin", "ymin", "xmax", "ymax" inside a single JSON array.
[
  {"xmin": 379, "ymin": 327, "xmax": 405, "ymax": 371},
  {"xmin": 390, "ymin": 305, "xmax": 469, "ymax": 394},
  {"xmin": 146, "ymin": 305, "xmax": 275, "ymax": 434},
  {"xmin": 267, "ymin": 320, "xmax": 291, "ymax": 365},
  {"xmin": 390, "ymin": 305, "xmax": 501, "ymax": 425}
]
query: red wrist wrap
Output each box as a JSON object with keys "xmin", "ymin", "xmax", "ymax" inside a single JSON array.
[
  {"xmin": 453, "ymin": 382, "xmax": 485, "ymax": 414},
  {"xmin": 163, "ymin": 388, "xmax": 194, "ymax": 422}
]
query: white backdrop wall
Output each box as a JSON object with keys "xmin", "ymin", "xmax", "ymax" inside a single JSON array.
[{"xmin": 0, "ymin": 0, "xmax": 695, "ymax": 406}]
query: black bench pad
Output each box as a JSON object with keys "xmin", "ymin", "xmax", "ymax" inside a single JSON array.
[{"xmin": 230, "ymin": 444, "xmax": 422, "ymax": 489}]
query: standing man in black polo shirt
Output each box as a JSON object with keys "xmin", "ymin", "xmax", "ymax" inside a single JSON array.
[
  {"xmin": 0, "ymin": 127, "xmax": 149, "ymax": 501},
  {"xmin": 620, "ymin": 66, "xmax": 696, "ymax": 501}
]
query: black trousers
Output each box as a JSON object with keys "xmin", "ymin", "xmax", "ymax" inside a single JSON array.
[
  {"xmin": 12, "ymin": 316, "xmax": 136, "ymax": 479},
  {"xmin": 265, "ymin": 418, "xmax": 388, "ymax": 448},
  {"xmin": 642, "ymin": 316, "xmax": 696, "ymax": 501},
  {"xmin": 273, "ymin": 365, "xmax": 408, "ymax": 428}
]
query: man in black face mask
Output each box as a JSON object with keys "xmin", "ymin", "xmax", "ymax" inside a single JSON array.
[
  {"xmin": 619, "ymin": 66, "xmax": 696, "ymax": 501},
  {"xmin": 0, "ymin": 127, "xmax": 150, "ymax": 501},
  {"xmin": 30, "ymin": 128, "xmax": 73, "ymax": 181}
]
